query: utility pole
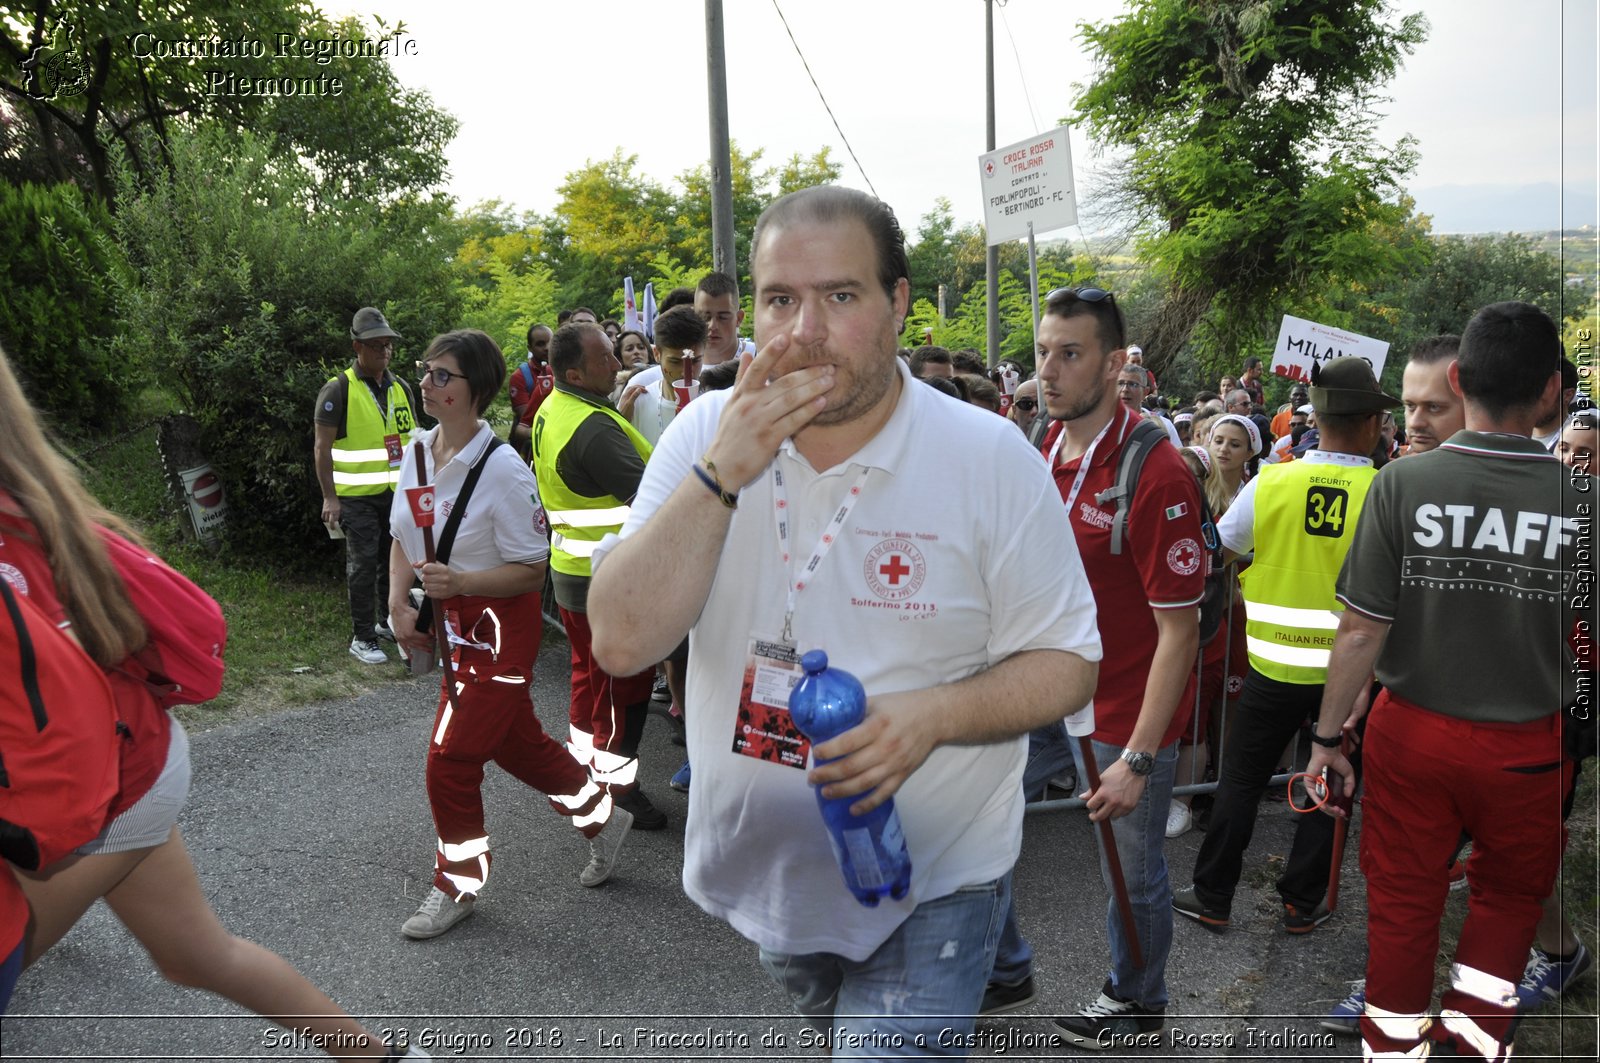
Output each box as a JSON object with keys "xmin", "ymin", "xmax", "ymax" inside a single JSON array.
[
  {"xmin": 706, "ymin": 0, "xmax": 736, "ymax": 278},
  {"xmin": 984, "ymin": 0, "xmax": 999, "ymax": 367}
]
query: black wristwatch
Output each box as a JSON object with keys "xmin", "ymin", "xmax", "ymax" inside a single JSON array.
[
  {"xmin": 1119, "ymin": 748, "xmax": 1155, "ymax": 776},
  {"xmin": 1309, "ymin": 730, "xmax": 1343, "ymax": 749}
]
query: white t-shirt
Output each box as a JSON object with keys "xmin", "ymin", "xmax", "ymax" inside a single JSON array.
[
  {"xmin": 628, "ymin": 365, "xmax": 663, "ymax": 391},
  {"xmin": 389, "ymin": 422, "xmax": 550, "ymax": 572},
  {"xmin": 627, "ymin": 374, "xmax": 678, "ymax": 446},
  {"xmin": 595, "ymin": 360, "xmax": 1101, "ymax": 960}
]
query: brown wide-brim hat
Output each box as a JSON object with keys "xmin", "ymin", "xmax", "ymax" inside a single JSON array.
[
  {"xmin": 1310, "ymin": 356, "xmax": 1401, "ymax": 415},
  {"xmin": 351, "ymin": 306, "xmax": 402, "ymax": 341}
]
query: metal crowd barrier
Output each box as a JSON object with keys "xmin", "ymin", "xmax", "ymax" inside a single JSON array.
[{"xmin": 1026, "ymin": 571, "xmax": 1303, "ymax": 814}]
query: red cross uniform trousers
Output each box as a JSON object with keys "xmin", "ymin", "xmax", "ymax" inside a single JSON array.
[{"xmin": 427, "ymin": 591, "xmax": 608, "ymax": 899}]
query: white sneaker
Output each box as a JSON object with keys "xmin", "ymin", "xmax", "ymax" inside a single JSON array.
[
  {"xmin": 349, "ymin": 637, "xmax": 388, "ymax": 665},
  {"xmin": 401, "ymin": 887, "xmax": 474, "ymax": 939},
  {"xmin": 374, "ymin": 621, "xmax": 395, "ymax": 641},
  {"xmin": 579, "ymin": 807, "xmax": 633, "ymax": 887},
  {"xmin": 1165, "ymin": 799, "xmax": 1193, "ymax": 838}
]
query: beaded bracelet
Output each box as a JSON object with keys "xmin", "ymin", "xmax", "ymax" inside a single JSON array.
[{"xmin": 693, "ymin": 461, "xmax": 738, "ymax": 509}]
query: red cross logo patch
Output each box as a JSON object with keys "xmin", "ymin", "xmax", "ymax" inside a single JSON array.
[
  {"xmin": 863, "ymin": 538, "xmax": 927, "ymax": 602},
  {"xmin": 1167, "ymin": 537, "xmax": 1202, "ymax": 576}
]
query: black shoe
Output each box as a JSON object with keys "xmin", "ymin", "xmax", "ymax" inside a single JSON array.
[
  {"xmin": 1171, "ymin": 884, "xmax": 1230, "ymax": 932},
  {"xmin": 651, "ymin": 675, "xmax": 671, "ymax": 702},
  {"xmin": 980, "ymin": 974, "xmax": 1037, "ymax": 1016},
  {"xmin": 1283, "ymin": 897, "xmax": 1333, "ymax": 934},
  {"xmin": 1052, "ymin": 981, "xmax": 1164, "ymax": 1051},
  {"xmin": 615, "ymin": 787, "xmax": 668, "ymax": 830}
]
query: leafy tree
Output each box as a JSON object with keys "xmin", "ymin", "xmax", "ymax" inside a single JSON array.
[
  {"xmin": 777, "ymin": 147, "xmax": 841, "ymax": 196},
  {"xmin": 0, "ymin": 179, "xmax": 133, "ymax": 429},
  {"xmin": 460, "ymin": 257, "xmax": 560, "ymax": 365},
  {"xmin": 0, "ymin": 2, "xmax": 456, "ymax": 204},
  {"xmin": 542, "ymin": 150, "xmax": 681, "ymax": 312},
  {"xmin": 1073, "ymin": 0, "xmax": 1428, "ymax": 381},
  {"xmin": 110, "ymin": 126, "xmax": 462, "ymax": 564},
  {"xmin": 452, "ymin": 199, "xmax": 555, "ymax": 351},
  {"xmin": 676, "ymin": 141, "xmax": 768, "ymax": 292},
  {"xmin": 677, "ymin": 143, "xmax": 842, "ymax": 299}
]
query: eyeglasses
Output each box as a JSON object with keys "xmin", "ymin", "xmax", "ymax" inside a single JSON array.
[
  {"xmin": 1045, "ymin": 286, "xmax": 1115, "ymax": 305},
  {"xmin": 1014, "ymin": 399, "xmax": 1037, "ymax": 411},
  {"xmin": 416, "ymin": 361, "xmax": 467, "ymax": 388},
  {"xmin": 359, "ymin": 338, "xmax": 394, "ymax": 351}
]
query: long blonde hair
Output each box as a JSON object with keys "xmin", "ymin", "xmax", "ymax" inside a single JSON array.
[{"xmin": 0, "ymin": 343, "xmax": 147, "ymax": 666}]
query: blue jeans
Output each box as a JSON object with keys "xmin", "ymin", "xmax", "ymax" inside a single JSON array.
[
  {"xmin": 758, "ymin": 876, "xmax": 1009, "ymax": 1058},
  {"xmin": 991, "ymin": 739, "xmax": 1177, "ymax": 1009},
  {"xmin": 1022, "ymin": 720, "xmax": 1075, "ymax": 802}
]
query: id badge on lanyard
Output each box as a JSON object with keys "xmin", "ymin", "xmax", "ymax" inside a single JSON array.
[
  {"xmin": 727, "ymin": 462, "xmax": 873, "ymax": 769},
  {"xmin": 730, "ymin": 635, "xmax": 809, "ymax": 769}
]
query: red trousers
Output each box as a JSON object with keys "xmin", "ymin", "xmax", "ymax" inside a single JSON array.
[
  {"xmin": 559, "ymin": 605, "xmax": 655, "ymax": 791},
  {"xmin": 427, "ymin": 594, "xmax": 606, "ymax": 898},
  {"xmin": 1359, "ymin": 691, "xmax": 1570, "ymax": 1059}
]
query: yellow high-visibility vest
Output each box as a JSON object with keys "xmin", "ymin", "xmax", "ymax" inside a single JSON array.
[
  {"xmin": 532, "ymin": 388, "xmax": 652, "ymax": 578},
  {"xmin": 1238, "ymin": 459, "xmax": 1376, "ymax": 684},
  {"xmin": 331, "ymin": 368, "xmax": 415, "ymax": 496}
]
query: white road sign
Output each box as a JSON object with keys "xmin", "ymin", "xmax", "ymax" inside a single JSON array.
[
  {"xmin": 1270, "ymin": 315, "xmax": 1391, "ymax": 384},
  {"xmin": 978, "ymin": 126, "xmax": 1077, "ymax": 246}
]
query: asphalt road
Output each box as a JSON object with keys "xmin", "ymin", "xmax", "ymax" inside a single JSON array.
[{"xmin": 3, "ymin": 636, "xmax": 1370, "ymax": 1062}]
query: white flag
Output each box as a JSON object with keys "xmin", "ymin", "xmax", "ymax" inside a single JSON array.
[
  {"xmin": 642, "ymin": 282, "xmax": 658, "ymax": 341},
  {"xmin": 622, "ymin": 277, "xmax": 640, "ymax": 334}
]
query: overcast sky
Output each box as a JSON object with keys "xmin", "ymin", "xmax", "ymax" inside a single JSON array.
[{"xmin": 336, "ymin": 0, "xmax": 1597, "ymax": 235}]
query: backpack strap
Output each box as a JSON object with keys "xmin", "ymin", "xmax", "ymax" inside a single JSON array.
[
  {"xmin": 435, "ymin": 438, "xmax": 505, "ymax": 566},
  {"xmin": 414, "ymin": 437, "xmax": 506, "ymax": 634},
  {"xmin": 1095, "ymin": 418, "xmax": 1169, "ymax": 556},
  {"xmin": 336, "ymin": 370, "xmax": 350, "ymax": 440},
  {"xmin": 520, "ymin": 362, "xmax": 535, "ymax": 392}
]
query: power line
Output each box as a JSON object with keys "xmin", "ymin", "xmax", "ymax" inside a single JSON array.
[
  {"xmin": 768, "ymin": 0, "xmax": 879, "ymax": 198},
  {"xmin": 997, "ymin": 0, "xmax": 1042, "ymax": 134}
]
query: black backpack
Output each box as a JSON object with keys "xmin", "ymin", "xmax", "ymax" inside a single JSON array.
[{"xmin": 1094, "ymin": 419, "xmax": 1228, "ymax": 646}]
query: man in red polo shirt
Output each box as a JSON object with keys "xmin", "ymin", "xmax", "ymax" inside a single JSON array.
[
  {"xmin": 508, "ymin": 322, "xmax": 555, "ymax": 462},
  {"xmin": 987, "ymin": 286, "xmax": 1203, "ymax": 1049}
]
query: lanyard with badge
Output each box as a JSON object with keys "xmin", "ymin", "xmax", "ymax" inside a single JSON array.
[
  {"xmin": 363, "ymin": 374, "xmax": 404, "ymax": 471},
  {"xmin": 1047, "ymin": 409, "xmax": 1119, "ymax": 515},
  {"xmin": 730, "ymin": 461, "xmax": 872, "ymax": 771}
]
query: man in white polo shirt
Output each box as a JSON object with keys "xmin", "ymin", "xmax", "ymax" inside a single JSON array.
[{"xmin": 587, "ymin": 185, "xmax": 1101, "ymax": 1056}]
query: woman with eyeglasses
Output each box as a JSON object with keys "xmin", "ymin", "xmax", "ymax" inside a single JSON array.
[
  {"xmin": 386, "ymin": 330, "xmax": 631, "ymax": 942},
  {"xmin": 0, "ymin": 344, "xmax": 427, "ymax": 1057}
]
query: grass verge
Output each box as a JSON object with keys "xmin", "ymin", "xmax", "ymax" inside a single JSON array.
[{"xmin": 74, "ymin": 417, "xmax": 418, "ymax": 725}]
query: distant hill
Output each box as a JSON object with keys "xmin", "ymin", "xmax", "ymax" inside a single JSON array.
[{"xmin": 1411, "ymin": 183, "xmax": 1598, "ymax": 235}]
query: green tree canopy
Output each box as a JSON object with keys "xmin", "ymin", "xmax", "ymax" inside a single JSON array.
[
  {"xmin": 111, "ymin": 125, "xmax": 462, "ymax": 561},
  {"xmin": 0, "ymin": 2, "xmax": 456, "ymax": 203},
  {"xmin": 1074, "ymin": 0, "xmax": 1428, "ymax": 378}
]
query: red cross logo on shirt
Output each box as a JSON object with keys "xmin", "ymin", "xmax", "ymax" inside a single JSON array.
[
  {"xmin": 863, "ymin": 538, "xmax": 927, "ymax": 602},
  {"xmin": 879, "ymin": 555, "xmax": 911, "ymax": 586},
  {"xmin": 1167, "ymin": 537, "xmax": 1202, "ymax": 577}
]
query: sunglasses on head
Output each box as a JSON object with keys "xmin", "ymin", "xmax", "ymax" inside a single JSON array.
[{"xmin": 1045, "ymin": 286, "xmax": 1115, "ymax": 306}]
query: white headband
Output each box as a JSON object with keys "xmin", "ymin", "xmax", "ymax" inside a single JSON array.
[{"xmin": 1212, "ymin": 413, "xmax": 1262, "ymax": 455}]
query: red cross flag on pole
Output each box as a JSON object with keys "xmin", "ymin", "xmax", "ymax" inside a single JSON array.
[{"xmin": 405, "ymin": 485, "xmax": 436, "ymax": 529}]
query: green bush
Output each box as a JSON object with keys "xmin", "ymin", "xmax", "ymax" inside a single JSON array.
[
  {"xmin": 110, "ymin": 127, "xmax": 463, "ymax": 566},
  {"xmin": 0, "ymin": 181, "xmax": 137, "ymax": 431}
]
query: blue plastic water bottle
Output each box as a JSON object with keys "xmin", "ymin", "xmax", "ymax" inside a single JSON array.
[{"xmin": 788, "ymin": 650, "xmax": 912, "ymax": 906}]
